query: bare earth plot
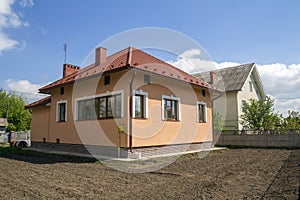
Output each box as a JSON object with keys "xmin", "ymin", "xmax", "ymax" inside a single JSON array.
[{"xmin": 0, "ymin": 148, "xmax": 299, "ymax": 199}]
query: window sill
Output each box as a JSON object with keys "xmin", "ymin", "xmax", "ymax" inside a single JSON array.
[
  {"xmin": 75, "ymin": 117, "xmax": 123, "ymax": 121},
  {"xmin": 163, "ymin": 119, "xmax": 180, "ymax": 122}
]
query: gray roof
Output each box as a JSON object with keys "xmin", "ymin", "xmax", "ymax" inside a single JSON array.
[{"xmin": 194, "ymin": 63, "xmax": 255, "ymax": 92}]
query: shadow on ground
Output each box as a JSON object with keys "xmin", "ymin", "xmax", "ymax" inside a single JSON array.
[{"xmin": 0, "ymin": 147, "xmax": 97, "ymax": 164}]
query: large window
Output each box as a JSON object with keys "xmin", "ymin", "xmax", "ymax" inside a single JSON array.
[
  {"xmin": 132, "ymin": 90, "xmax": 148, "ymax": 119},
  {"xmin": 76, "ymin": 91, "xmax": 123, "ymax": 120},
  {"xmin": 162, "ymin": 95, "xmax": 180, "ymax": 121},
  {"xmin": 197, "ymin": 101, "xmax": 207, "ymax": 123},
  {"xmin": 57, "ymin": 101, "xmax": 67, "ymax": 122}
]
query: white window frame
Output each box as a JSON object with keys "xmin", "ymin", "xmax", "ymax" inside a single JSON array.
[
  {"xmin": 74, "ymin": 90, "xmax": 124, "ymax": 121},
  {"xmin": 162, "ymin": 95, "xmax": 181, "ymax": 121},
  {"xmin": 249, "ymin": 81, "xmax": 253, "ymax": 92},
  {"xmin": 242, "ymin": 100, "xmax": 246, "ymax": 112},
  {"xmin": 56, "ymin": 100, "xmax": 67, "ymax": 122},
  {"xmin": 132, "ymin": 90, "xmax": 148, "ymax": 119},
  {"xmin": 196, "ymin": 101, "xmax": 207, "ymax": 123}
]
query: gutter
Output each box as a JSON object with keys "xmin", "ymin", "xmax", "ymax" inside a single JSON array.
[{"xmin": 129, "ymin": 69, "xmax": 136, "ymax": 153}]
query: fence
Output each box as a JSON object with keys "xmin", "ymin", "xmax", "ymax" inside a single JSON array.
[{"xmin": 216, "ymin": 129, "xmax": 300, "ymax": 148}]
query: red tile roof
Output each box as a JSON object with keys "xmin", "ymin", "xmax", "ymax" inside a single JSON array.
[
  {"xmin": 39, "ymin": 47, "xmax": 219, "ymax": 93},
  {"xmin": 25, "ymin": 96, "xmax": 51, "ymax": 109}
]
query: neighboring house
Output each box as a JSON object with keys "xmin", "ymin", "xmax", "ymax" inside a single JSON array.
[
  {"xmin": 194, "ymin": 63, "xmax": 266, "ymax": 131},
  {"xmin": 26, "ymin": 47, "xmax": 221, "ymax": 158}
]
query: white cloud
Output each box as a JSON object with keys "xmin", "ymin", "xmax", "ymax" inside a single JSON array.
[
  {"xmin": 0, "ymin": 0, "xmax": 31, "ymax": 54},
  {"xmin": 167, "ymin": 49, "xmax": 218, "ymax": 73},
  {"xmin": 19, "ymin": 0, "xmax": 34, "ymax": 8},
  {"xmin": 5, "ymin": 79, "xmax": 49, "ymax": 103},
  {"xmin": 168, "ymin": 49, "xmax": 300, "ymax": 116}
]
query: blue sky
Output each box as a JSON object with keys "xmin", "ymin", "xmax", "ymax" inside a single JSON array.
[{"xmin": 1, "ymin": 0, "xmax": 300, "ymax": 115}]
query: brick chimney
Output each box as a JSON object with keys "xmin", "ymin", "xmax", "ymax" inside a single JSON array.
[
  {"xmin": 210, "ymin": 71, "xmax": 217, "ymax": 85},
  {"xmin": 95, "ymin": 47, "xmax": 107, "ymax": 66},
  {"xmin": 63, "ymin": 64, "xmax": 80, "ymax": 78}
]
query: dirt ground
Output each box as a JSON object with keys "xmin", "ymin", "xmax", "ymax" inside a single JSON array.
[{"xmin": 0, "ymin": 148, "xmax": 299, "ymax": 199}]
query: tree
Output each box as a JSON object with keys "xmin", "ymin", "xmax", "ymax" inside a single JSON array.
[
  {"xmin": 240, "ymin": 97, "xmax": 280, "ymax": 131},
  {"xmin": 213, "ymin": 110, "xmax": 224, "ymax": 132},
  {"xmin": 0, "ymin": 90, "xmax": 31, "ymax": 132},
  {"xmin": 281, "ymin": 110, "xmax": 300, "ymax": 130}
]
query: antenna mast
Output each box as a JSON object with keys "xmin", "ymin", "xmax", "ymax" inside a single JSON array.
[{"xmin": 63, "ymin": 43, "xmax": 67, "ymax": 63}]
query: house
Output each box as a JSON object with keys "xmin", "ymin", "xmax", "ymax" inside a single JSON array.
[
  {"xmin": 26, "ymin": 47, "xmax": 222, "ymax": 158},
  {"xmin": 194, "ymin": 63, "xmax": 266, "ymax": 131}
]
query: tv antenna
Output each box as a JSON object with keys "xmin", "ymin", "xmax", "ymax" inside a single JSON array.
[{"xmin": 63, "ymin": 43, "xmax": 67, "ymax": 63}]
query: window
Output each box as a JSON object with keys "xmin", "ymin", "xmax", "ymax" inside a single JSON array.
[
  {"xmin": 202, "ymin": 89, "xmax": 206, "ymax": 97},
  {"xmin": 99, "ymin": 94, "xmax": 122, "ymax": 119},
  {"xmin": 132, "ymin": 90, "xmax": 148, "ymax": 119},
  {"xmin": 242, "ymin": 100, "xmax": 246, "ymax": 111},
  {"xmin": 197, "ymin": 101, "xmax": 207, "ymax": 122},
  {"xmin": 144, "ymin": 74, "xmax": 150, "ymax": 84},
  {"xmin": 77, "ymin": 99, "xmax": 97, "ymax": 120},
  {"xmin": 162, "ymin": 95, "xmax": 180, "ymax": 121},
  {"xmin": 60, "ymin": 87, "xmax": 64, "ymax": 95},
  {"xmin": 57, "ymin": 101, "xmax": 67, "ymax": 122},
  {"xmin": 249, "ymin": 81, "xmax": 253, "ymax": 92},
  {"xmin": 76, "ymin": 91, "xmax": 124, "ymax": 121},
  {"xmin": 104, "ymin": 75, "xmax": 110, "ymax": 85}
]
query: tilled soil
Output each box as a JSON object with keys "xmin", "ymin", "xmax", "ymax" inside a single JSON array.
[{"xmin": 0, "ymin": 148, "xmax": 299, "ymax": 199}]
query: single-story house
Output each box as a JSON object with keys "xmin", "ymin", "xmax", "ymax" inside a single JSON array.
[{"xmin": 26, "ymin": 47, "xmax": 222, "ymax": 158}]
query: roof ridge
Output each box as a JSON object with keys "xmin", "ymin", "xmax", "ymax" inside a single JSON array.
[
  {"xmin": 197, "ymin": 62, "xmax": 255, "ymax": 74},
  {"xmin": 133, "ymin": 48, "xmax": 202, "ymax": 81}
]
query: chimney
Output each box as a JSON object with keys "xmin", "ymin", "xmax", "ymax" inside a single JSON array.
[
  {"xmin": 210, "ymin": 71, "xmax": 217, "ymax": 85},
  {"xmin": 95, "ymin": 47, "xmax": 107, "ymax": 66},
  {"xmin": 63, "ymin": 64, "xmax": 80, "ymax": 78}
]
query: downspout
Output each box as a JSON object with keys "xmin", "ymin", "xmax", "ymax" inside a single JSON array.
[
  {"xmin": 127, "ymin": 47, "xmax": 135, "ymax": 153},
  {"xmin": 129, "ymin": 69, "xmax": 136, "ymax": 153}
]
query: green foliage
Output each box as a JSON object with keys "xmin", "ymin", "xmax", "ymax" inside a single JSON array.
[
  {"xmin": 281, "ymin": 110, "xmax": 300, "ymax": 130},
  {"xmin": 213, "ymin": 110, "xmax": 224, "ymax": 131},
  {"xmin": 240, "ymin": 97, "xmax": 280, "ymax": 131},
  {"xmin": 0, "ymin": 90, "xmax": 31, "ymax": 132}
]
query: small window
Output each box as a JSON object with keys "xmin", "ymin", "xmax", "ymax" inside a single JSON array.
[
  {"xmin": 162, "ymin": 96, "xmax": 180, "ymax": 121},
  {"xmin": 242, "ymin": 100, "xmax": 246, "ymax": 111},
  {"xmin": 144, "ymin": 75, "xmax": 150, "ymax": 84},
  {"xmin": 57, "ymin": 101, "xmax": 67, "ymax": 122},
  {"xmin": 60, "ymin": 87, "xmax": 64, "ymax": 95},
  {"xmin": 104, "ymin": 75, "xmax": 110, "ymax": 85},
  {"xmin": 197, "ymin": 102, "xmax": 207, "ymax": 123},
  {"xmin": 202, "ymin": 89, "xmax": 206, "ymax": 97},
  {"xmin": 249, "ymin": 81, "xmax": 253, "ymax": 92},
  {"xmin": 134, "ymin": 95, "xmax": 144, "ymax": 118},
  {"xmin": 133, "ymin": 90, "xmax": 148, "ymax": 119}
]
